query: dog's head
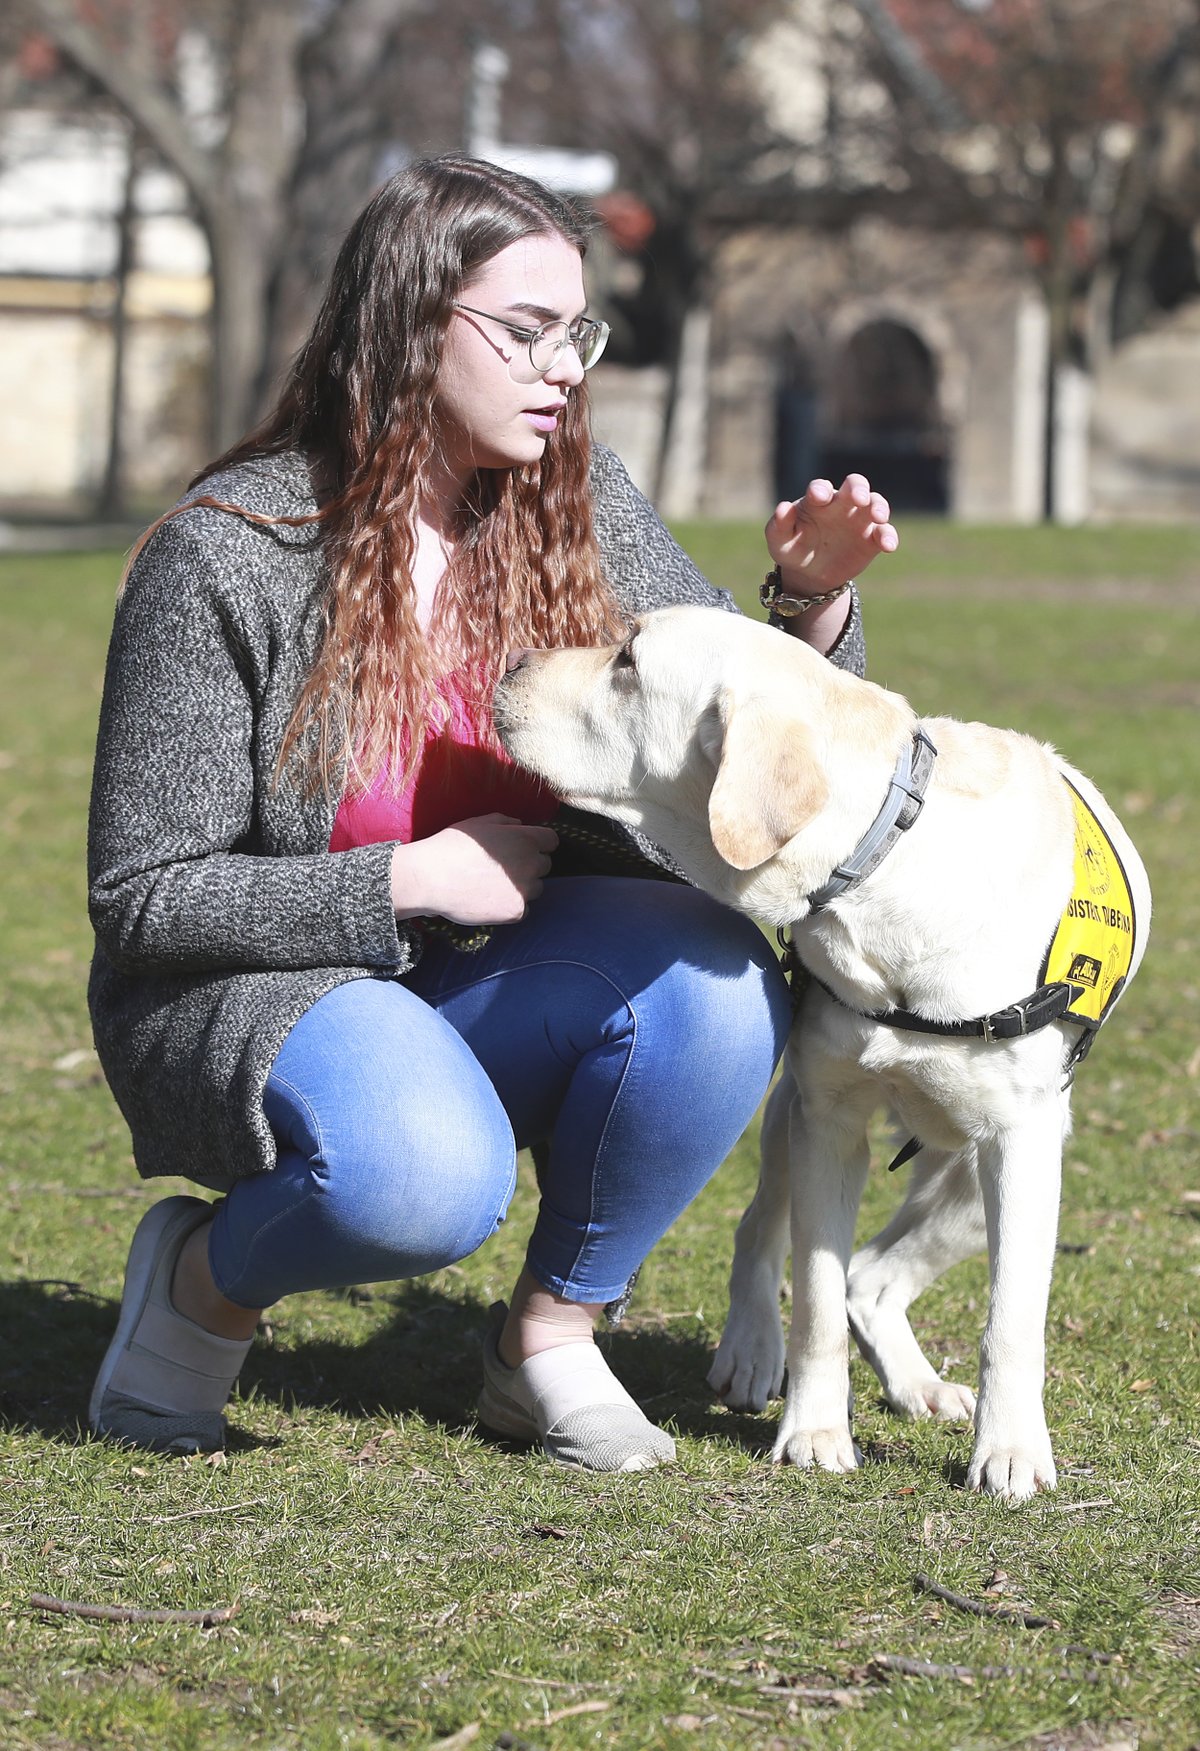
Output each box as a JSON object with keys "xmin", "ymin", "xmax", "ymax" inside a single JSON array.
[{"xmin": 494, "ymin": 605, "xmax": 839, "ymax": 876}]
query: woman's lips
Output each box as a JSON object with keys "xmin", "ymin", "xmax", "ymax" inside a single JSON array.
[{"xmin": 524, "ymin": 405, "xmax": 566, "ymax": 434}]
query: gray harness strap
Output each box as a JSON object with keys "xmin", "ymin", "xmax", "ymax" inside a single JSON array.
[{"xmin": 804, "ymin": 725, "xmax": 938, "ymax": 914}]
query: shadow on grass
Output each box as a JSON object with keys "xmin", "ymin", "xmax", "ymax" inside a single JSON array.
[
  {"xmin": 0, "ymin": 1277, "xmax": 114, "ymax": 1441},
  {"xmin": 242, "ymin": 1286, "xmax": 772, "ymax": 1454},
  {"xmin": 0, "ymin": 1277, "xmax": 771, "ymax": 1456}
]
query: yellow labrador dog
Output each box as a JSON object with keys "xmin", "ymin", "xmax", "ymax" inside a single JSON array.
[{"xmin": 495, "ymin": 606, "xmax": 1151, "ymax": 1501}]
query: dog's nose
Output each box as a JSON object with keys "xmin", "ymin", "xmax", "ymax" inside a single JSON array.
[{"xmin": 505, "ymin": 647, "xmax": 535, "ymax": 674}]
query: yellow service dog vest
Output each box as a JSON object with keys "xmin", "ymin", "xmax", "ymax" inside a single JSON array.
[
  {"xmin": 1039, "ymin": 780, "xmax": 1137, "ymax": 1029},
  {"xmin": 797, "ymin": 742, "xmax": 1141, "ymax": 1082},
  {"xmin": 793, "ymin": 750, "xmax": 1144, "ymax": 1173}
]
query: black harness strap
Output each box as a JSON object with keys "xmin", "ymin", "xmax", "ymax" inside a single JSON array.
[{"xmin": 833, "ymin": 977, "xmax": 1084, "ymax": 1044}]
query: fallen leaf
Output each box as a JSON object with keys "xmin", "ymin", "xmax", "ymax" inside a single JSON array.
[
  {"xmin": 349, "ymin": 1436, "xmax": 391, "ymax": 1466},
  {"xmin": 663, "ymin": 1715, "xmax": 710, "ymax": 1731},
  {"xmin": 1129, "ymin": 1379, "xmax": 1155, "ymax": 1393}
]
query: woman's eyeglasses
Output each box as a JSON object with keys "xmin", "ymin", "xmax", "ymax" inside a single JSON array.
[{"xmin": 454, "ymin": 303, "xmax": 610, "ymax": 383}]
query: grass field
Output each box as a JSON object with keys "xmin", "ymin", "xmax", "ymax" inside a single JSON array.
[{"xmin": 1, "ymin": 521, "xmax": 1198, "ymax": 1751}]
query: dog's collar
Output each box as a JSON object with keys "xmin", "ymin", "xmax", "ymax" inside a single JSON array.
[{"xmin": 804, "ymin": 724, "xmax": 938, "ymax": 915}]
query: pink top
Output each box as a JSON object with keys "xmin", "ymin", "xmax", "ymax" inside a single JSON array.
[{"xmin": 329, "ymin": 671, "xmax": 557, "ymax": 851}]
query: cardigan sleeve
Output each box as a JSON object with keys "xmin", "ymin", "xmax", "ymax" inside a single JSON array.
[
  {"xmin": 589, "ymin": 443, "xmax": 865, "ymax": 678},
  {"xmin": 87, "ymin": 520, "xmax": 409, "ymax": 975}
]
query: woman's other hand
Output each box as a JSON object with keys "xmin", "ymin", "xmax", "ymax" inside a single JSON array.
[
  {"xmin": 766, "ymin": 474, "xmax": 898, "ymax": 595},
  {"xmin": 390, "ymin": 814, "xmax": 558, "ymax": 925}
]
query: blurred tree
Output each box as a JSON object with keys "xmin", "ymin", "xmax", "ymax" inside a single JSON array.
[
  {"xmin": 4, "ymin": 5, "xmax": 147, "ymax": 513},
  {"xmin": 850, "ymin": 0, "xmax": 1200, "ymax": 511},
  {"xmin": 24, "ymin": 0, "xmax": 422, "ymax": 451},
  {"xmin": 1105, "ymin": 12, "xmax": 1200, "ymax": 341},
  {"xmin": 26, "ymin": 0, "xmax": 306, "ymax": 450},
  {"xmin": 381, "ymin": 0, "xmax": 800, "ymax": 501},
  {"xmin": 256, "ymin": 0, "xmax": 428, "ymax": 405},
  {"xmin": 526, "ymin": 0, "xmax": 801, "ymax": 500}
]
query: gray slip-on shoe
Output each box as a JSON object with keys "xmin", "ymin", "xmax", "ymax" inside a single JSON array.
[
  {"xmin": 89, "ymin": 1196, "xmax": 252, "ymax": 1455},
  {"xmin": 478, "ymin": 1301, "xmax": 675, "ymax": 1473}
]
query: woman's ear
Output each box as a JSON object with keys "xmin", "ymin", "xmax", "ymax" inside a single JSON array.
[{"xmin": 707, "ymin": 692, "xmax": 828, "ymax": 870}]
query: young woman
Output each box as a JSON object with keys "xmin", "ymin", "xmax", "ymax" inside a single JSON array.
[{"xmin": 87, "ymin": 155, "xmax": 896, "ymax": 1471}]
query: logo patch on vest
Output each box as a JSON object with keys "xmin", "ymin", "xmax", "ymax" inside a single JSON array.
[{"xmin": 1040, "ymin": 782, "xmax": 1137, "ymax": 1028}]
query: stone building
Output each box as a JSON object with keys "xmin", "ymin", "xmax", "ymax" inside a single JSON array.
[
  {"xmin": 592, "ymin": 215, "xmax": 1200, "ymax": 523},
  {"xmin": 1, "ymin": 107, "xmax": 1198, "ymax": 524}
]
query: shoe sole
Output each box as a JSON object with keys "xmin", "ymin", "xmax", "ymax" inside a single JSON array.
[{"xmin": 88, "ymin": 1198, "xmax": 209, "ymax": 1433}]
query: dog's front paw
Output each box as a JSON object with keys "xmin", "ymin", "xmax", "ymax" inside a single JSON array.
[
  {"xmin": 708, "ymin": 1308, "xmax": 785, "ymax": 1413},
  {"xmin": 967, "ymin": 1440, "xmax": 1057, "ymax": 1502},
  {"xmin": 888, "ymin": 1377, "xmax": 976, "ymax": 1423},
  {"xmin": 772, "ymin": 1418, "xmax": 861, "ymax": 1473}
]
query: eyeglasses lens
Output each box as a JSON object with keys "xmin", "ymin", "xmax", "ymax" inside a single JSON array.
[{"xmin": 527, "ymin": 320, "xmax": 610, "ymax": 376}]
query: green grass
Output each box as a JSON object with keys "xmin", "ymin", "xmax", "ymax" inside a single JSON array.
[{"xmin": 1, "ymin": 532, "xmax": 1198, "ymax": 1751}]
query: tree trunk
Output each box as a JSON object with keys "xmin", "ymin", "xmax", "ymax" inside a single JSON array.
[
  {"xmin": 30, "ymin": 0, "xmax": 305, "ymax": 460},
  {"xmin": 256, "ymin": 0, "xmax": 423, "ymax": 410},
  {"xmin": 206, "ymin": 207, "xmax": 275, "ymax": 452},
  {"xmin": 656, "ymin": 300, "xmax": 712, "ymax": 518},
  {"xmin": 97, "ymin": 129, "xmax": 139, "ymax": 518},
  {"xmin": 1041, "ymin": 130, "xmax": 1076, "ymax": 522},
  {"xmin": 649, "ymin": 212, "xmax": 707, "ymax": 509}
]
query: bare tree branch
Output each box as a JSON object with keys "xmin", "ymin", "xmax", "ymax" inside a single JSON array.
[{"xmin": 26, "ymin": 0, "xmax": 218, "ymax": 216}]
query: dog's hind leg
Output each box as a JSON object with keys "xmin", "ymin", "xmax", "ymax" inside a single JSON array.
[
  {"xmin": 707, "ymin": 1067, "xmax": 794, "ymax": 1413},
  {"xmin": 847, "ymin": 1146, "xmax": 983, "ymax": 1423}
]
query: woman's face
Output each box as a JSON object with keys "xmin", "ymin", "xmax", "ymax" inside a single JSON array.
[{"xmin": 435, "ymin": 231, "xmax": 588, "ymax": 481}]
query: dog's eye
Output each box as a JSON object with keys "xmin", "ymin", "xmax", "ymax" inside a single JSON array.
[{"xmin": 613, "ymin": 641, "xmax": 636, "ymax": 671}]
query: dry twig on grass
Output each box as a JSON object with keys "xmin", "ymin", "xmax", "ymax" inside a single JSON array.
[
  {"xmin": 538, "ymin": 1701, "xmax": 611, "ymax": 1725},
  {"xmin": 914, "ymin": 1571, "xmax": 1060, "ymax": 1629},
  {"xmin": 30, "ymin": 1593, "xmax": 239, "ymax": 1627},
  {"xmin": 756, "ymin": 1682, "xmax": 863, "ymax": 1707},
  {"xmin": 870, "ymin": 1653, "xmax": 1019, "ymax": 1682},
  {"xmin": 870, "ymin": 1653, "xmax": 1107, "ymax": 1684},
  {"xmin": 430, "ymin": 1726, "xmax": 480, "ymax": 1751}
]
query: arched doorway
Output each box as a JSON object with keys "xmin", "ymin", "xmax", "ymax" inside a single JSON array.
[{"xmin": 821, "ymin": 319, "xmax": 950, "ymax": 512}]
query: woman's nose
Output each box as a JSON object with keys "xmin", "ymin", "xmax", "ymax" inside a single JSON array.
[{"xmin": 544, "ymin": 346, "xmax": 585, "ymax": 389}]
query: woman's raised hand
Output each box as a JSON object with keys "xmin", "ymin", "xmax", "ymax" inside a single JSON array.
[
  {"xmin": 390, "ymin": 813, "xmax": 558, "ymax": 925},
  {"xmin": 766, "ymin": 474, "xmax": 898, "ymax": 594}
]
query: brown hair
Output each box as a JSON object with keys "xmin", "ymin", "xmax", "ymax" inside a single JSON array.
[{"xmin": 127, "ymin": 154, "xmax": 625, "ymax": 795}]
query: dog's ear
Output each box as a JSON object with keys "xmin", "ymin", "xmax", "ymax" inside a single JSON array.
[{"xmin": 708, "ymin": 692, "xmax": 828, "ymax": 870}]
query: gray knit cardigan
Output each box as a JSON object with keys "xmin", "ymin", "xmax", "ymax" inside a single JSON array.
[{"xmin": 88, "ymin": 445, "xmax": 865, "ymax": 1189}]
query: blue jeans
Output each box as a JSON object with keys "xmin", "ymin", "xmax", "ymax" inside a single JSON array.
[{"xmin": 208, "ymin": 877, "xmax": 790, "ymax": 1309}]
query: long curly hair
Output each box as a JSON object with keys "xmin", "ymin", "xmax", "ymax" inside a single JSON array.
[{"xmin": 127, "ymin": 155, "xmax": 626, "ymax": 796}]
